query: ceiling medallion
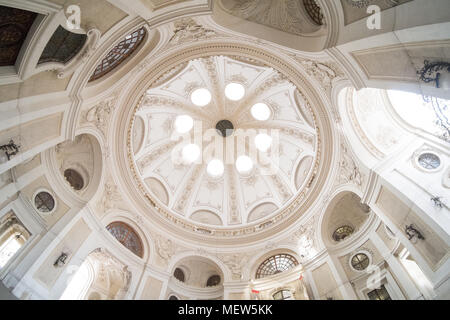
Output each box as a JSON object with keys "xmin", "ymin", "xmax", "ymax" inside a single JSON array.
[{"xmin": 123, "ymin": 43, "xmax": 328, "ymax": 241}]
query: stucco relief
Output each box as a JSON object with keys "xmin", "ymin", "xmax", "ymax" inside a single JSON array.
[
  {"xmin": 291, "ymin": 216, "xmax": 318, "ymax": 260},
  {"xmin": 81, "ymin": 96, "xmax": 118, "ymax": 136},
  {"xmin": 98, "ymin": 181, "xmax": 123, "ymax": 213},
  {"xmin": 155, "ymin": 235, "xmax": 177, "ymax": 263},
  {"xmin": 169, "ymin": 18, "xmax": 216, "ymax": 45},
  {"xmin": 219, "ymin": 253, "xmax": 250, "ymax": 280},
  {"xmin": 223, "ymin": 0, "xmax": 320, "ymax": 36},
  {"xmin": 337, "ymin": 142, "xmax": 364, "ymax": 188}
]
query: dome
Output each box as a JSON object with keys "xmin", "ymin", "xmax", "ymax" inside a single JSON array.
[{"xmin": 130, "ymin": 55, "xmax": 318, "ymax": 229}]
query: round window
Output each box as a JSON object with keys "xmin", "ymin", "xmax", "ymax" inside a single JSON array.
[
  {"xmin": 34, "ymin": 191, "xmax": 55, "ymax": 213},
  {"xmin": 418, "ymin": 153, "xmax": 441, "ymax": 170},
  {"xmin": 64, "ymin": 169, "xmax": 84, "ymax": 190},
  {"xmin": 350, "ymin": 253, "xmax": 370, "ymax": 271}
]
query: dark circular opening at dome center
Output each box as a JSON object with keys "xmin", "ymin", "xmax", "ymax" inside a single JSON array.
[{"xmin": 216, "ymin": 120, "xmax": 234, "ymax": 137}]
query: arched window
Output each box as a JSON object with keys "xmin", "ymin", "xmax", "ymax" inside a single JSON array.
[
  {"xmin": 255, "ymin": 254, "xmax": 299, "ymax": 279},
  {"xmin": 106, "ymin": 222, "xmax": 143, "ymax": 258},
  {"xmin": 206, "ymin": 275, "xmax": 221, "ymax": 287},
  {"xmin": 168, "ymin": 295, "xmax": 179, "ymax": 300},
  {"xmin": 303, "ymin": 0, "xmax": 324, "ymax": 25},
  {"xmin": 273, "ymin": 289, "xmax": 293, "ymax": 300},
  {"xmin": 332, "ymin": 225, "xmax": 354, "ymax": 242},
  {"xmin": 173, "ymin": 268, "xmax": 185, "ymax": 282},
  {"xmin": 387, "ymin": 90, "xmax": 450, "ymax": 141},
  {"xmin": 89, "ymin": 27, "xmax": 146, "ymax": 82}
]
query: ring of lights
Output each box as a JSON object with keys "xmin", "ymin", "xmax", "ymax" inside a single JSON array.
[{"xmin": 114, "ymin": 40, "xmax": 335, "ymax": 244}]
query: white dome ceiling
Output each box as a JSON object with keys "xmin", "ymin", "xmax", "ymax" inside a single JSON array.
[{"xmin": 131, "ymin": 55, "xmax": 318, "ymax": 227}]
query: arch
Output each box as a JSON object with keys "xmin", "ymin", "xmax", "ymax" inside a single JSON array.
[
  {"xmin": 60, "ymin": 248, "xmax": 131, "ymax": 300},
  {"xmin": 168, "ymin": 251, "xmax": 231, "ymax": 284},
  {"xmin": 106, "ymin": 221, "xmax": 144, "ymax": 258},
  {"xmin": 171, "ymin": 255, "xmax": 224, "ymax": 289},
  {"xmin": 0, "ymin": 211, "xmax": 31, "ymax": 268},
  {"xmin": 42, "ymin": 131, "xmax": 104, "ymax": 209}
]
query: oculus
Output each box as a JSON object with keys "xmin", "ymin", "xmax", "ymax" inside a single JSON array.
[
  {"xmin": 418, "ymin": 152, "xmax": 441, "ymax": 170},
  {"xmin": 350, "ymin": 253, "xmax": 370, "ymax": 271},
  {"xmin": 34, "ymin": 191, "xmax": 55, "ymax": 213},
  {"xmin": 215, "ymin": 120, "xmax": 234, "ymax": 137}
]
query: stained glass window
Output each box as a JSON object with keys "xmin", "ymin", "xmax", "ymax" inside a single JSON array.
[
  {"xmin": 89, "ymin": 27, "xmax": 146, "ymax": 82},
  {"xmin": 206, "ymin": 275, "xmax": 221, "ymax": 287},
  {"xmin": 303, "ymin": 0, "xmax": 324, "ymax": 26},
  {"xmin": 367, "ymin": 285, "xmax": 392, "ymax": 300},
  {"xmin": 273, "ymin": 290, "xmax": 293, "ymax": 300},
  {"xmin": 34, "ymin": 191, "xmax": 55, "ymax": 213},
  {"xmin": 351, "ymin": 253, "xmax": 370, "ymax": 271},
  {"xmin": 106, "ymin": 222, "xmax": 143, "ymax": 258},
  {"xmin": 174, "ymin": 268, "xmax": 185, "ymax": 282},
  {"xmin": 255, "ymin": 254, "xmax": 298, "ymax": 279},
  {"xmin": 418, "ymin": 153, "xmax": 440, "ymax": 170},
  {"xmin": 332, "ymin": 225, "xmax": 354, "ymax": 242}
]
